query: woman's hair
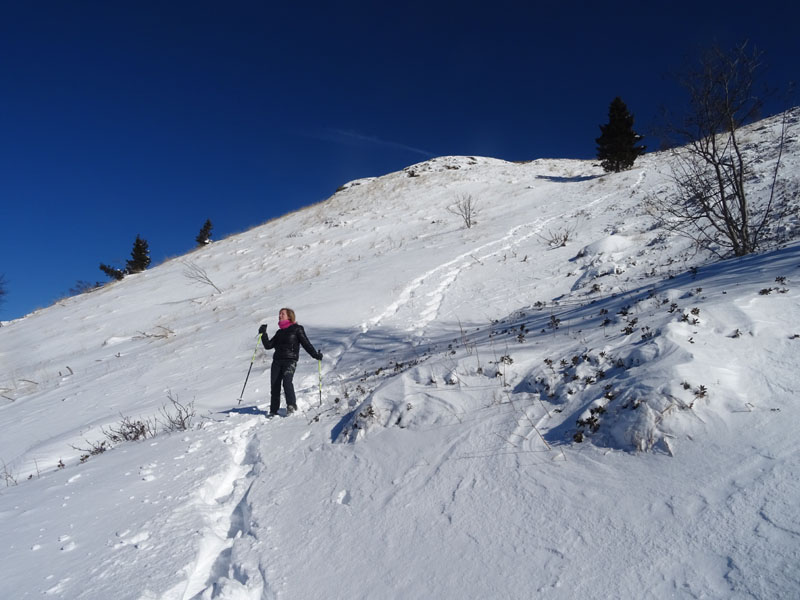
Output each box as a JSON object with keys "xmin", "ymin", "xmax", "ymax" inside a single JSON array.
[{"xmin": 280, "ymin": 307, "xmax": 296, "ymax": 323}]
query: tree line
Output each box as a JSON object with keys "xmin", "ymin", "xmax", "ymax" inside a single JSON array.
[{"xmin": 98, "ymin": 220, "xmax": 214, "ymax": 282}]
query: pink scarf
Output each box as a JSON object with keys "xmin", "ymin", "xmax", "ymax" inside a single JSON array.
[{"xmin": 278, "ymin": 319, "xmax": 293, "ymax": 330}]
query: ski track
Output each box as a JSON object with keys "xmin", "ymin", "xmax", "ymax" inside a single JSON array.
[
  {"xmin": 158, "ymin": 417, "xmax": 269, "ymax": 600},
  {"xmin": 327, "ymin": 187, "xmax": 620, "ymax": 378},
  {"xmin": 380, "ymin": 189, "xmax": 618, "ymax": 337}
]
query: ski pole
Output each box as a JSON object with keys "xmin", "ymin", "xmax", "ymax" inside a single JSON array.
[
  {"xmin": 238, "ymin": 334, "xmax": 262, "ymax": 405},
  {"xmin": 318, "ymin": 359, "xmax": 323, "ymax": 407}
]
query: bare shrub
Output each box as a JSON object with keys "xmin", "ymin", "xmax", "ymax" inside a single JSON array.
[
  {"xmin": 103, "ymin": 414, "xmax": 158, "ymax": 443},
  {"xmin": 539, "ymin": 225, "xmax": 576, "ymax": 247},
  {"xmin": 70, "ymin": 439, "xmax": 110, "ymax": 463},
  {"xmin": 69, "ymin": 392, "xmax": 195, "ymax": 465},
  {"xmin": 68, "ymin": 280, "xmax": 102, "ymax": 297},
  {"xmin": 182, "ymin": 260, "xmax": 223, "ymax": 294},
  {"xmin": 159, "ymin": 391, "xmax": 196, "ymax": 432},
  {"xmin": 447, "ymin": 193, "xmax": 479, "ymax": 229},
  {"xmin": 2, "ymin": 458, "xmax": 18, "ymax": 486},
  {"xmin": 133, "ymin": 326, "xmax": 174, "ymax": 340}
]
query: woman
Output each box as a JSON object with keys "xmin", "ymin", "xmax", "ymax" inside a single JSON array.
[{"xmin": 258, "ymin": 308, "xmax": 323, "ymax": 416}]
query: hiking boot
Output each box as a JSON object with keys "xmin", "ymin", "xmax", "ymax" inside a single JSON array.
[{"xmin": 287, "ymin": 405, "xmax": 297, "ymax": 414}]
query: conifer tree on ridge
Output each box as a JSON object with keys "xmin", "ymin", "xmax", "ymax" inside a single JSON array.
[
  {"xmin": 126, "ymin": 235, "xmax": 151, "ymax": 273},
  {"xmin": 596, "ymin": 97, "xmax": 646, "ymax": 172},
  {"xmin": 196, "ymin": 219, "xmax": 213, "ymax": 246},
  {"xmin": 99, "ymin": 263, "xmax": 125, "ymax": 281},
  {"xmin": 99, "ymin": 235, "xmax": 151, "ymax": 281}
]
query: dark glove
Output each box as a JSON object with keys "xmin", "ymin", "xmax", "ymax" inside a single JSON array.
[
  {"xmin": 258, "ymin": 324, "xmax": 267, "ymax": 335},
  {"xmin": 316, "ymin": 351, "xmax": 323, "ymax": 360}
]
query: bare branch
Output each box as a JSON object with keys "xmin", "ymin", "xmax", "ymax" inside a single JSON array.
[{"xmin": 182, "ymin": 260, "xmax": 223, "ymax": 294}]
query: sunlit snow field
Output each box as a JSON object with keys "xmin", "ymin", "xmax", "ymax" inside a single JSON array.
[{"xmin": 1, "ymin": 112, "xmax": 799, "ymax": 599}]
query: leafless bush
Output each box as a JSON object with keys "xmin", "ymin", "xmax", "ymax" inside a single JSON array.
[
  {"xmin": 2, "ymin": 458, "xmax": 18, "ymax": 486},
  {"xmin": 159, "ymin": 391, "xmax": 196, "ymax": 432},
  {"xmin": 182, "ymin": 260, "xmax": 223, "ymax": 294},
  {"xmin": 69, "ymin": 393, "xmax": 195, "ymax": 465},
  {"xmin": 70, "ymin": 439, "xmax": 110, "ymax": 463},
  {"xmin": 133, "ymin": 326, "xmax": 174, "ymax": 340},
  {"xmin": 447, "ymin": 193, "xmax": 479, "ymax": 229},
  {"xmin": 538, "ymin": 225, "xmax": 576, "ymax": 247},
  {"xmin": 102, "ymin": 414, "xmax": 158, "ymax": 443},
  {"xmin": 68, "ymin": 280, "xmax": 102, "ymax": 297}
]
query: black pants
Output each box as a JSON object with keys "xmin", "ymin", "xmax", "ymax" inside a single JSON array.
[{"xmin": 270, "ymin": 359, "xmax": 297, "ymax": 413}]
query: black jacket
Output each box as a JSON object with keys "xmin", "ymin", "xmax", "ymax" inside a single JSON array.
[{"xmin": 261, "ymin": 323, "xmax": 321, "ymax": 362}]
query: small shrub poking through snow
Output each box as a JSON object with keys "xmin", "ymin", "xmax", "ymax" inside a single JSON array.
[
  {"xmin": 102, "ymin": 415, "xmax": 157, "ymax": 444},
  {"xmin": 68, "ymin": 393, "xmax": 197, "ymax": 466},
  {"xmin": 159, "ymin": 392, "xmax": 196, "ymax": 432}
]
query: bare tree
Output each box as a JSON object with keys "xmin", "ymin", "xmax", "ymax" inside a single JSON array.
[
  {"xmin": 650, "ymin": 42, "xmax": 792, "ymax": 257},
  {"xmin": 447, "ymin": 193, "xmax": 479, "ymax": 229},
  {"xmin": 182, "ymin": 260, "xmax": 223, "ymax": 294}
]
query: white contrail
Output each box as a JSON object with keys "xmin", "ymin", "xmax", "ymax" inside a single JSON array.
[{"xmin": 324, "ymin": 128, "xmax": 436, "ymax": 158}]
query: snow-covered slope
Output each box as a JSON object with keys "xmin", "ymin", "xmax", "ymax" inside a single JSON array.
[{"xmin": 1, "ymin": 112, "xmax": 799, "ymax": 599}]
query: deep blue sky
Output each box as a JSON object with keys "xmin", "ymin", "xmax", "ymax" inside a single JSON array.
[{"xmin": 1, "ymin": 0, "xmax": 797, "ymax": 320}]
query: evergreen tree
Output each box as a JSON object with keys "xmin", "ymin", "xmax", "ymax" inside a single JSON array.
[
  {"xmin": 99, "ymin": 263, "xmax": 125, "ymax": 281},
  {"xmin": 196, "ymin": 219, "xmax": 213, "ymax": 246},
  {"xmin": 596, "ymin": 97, "xmax": 646, "ymax": 172},
  {"xmin": 99, "ymin": 235, "xmax": 150, "ymax": 281},
  {"xmin": 0, "ymin": 273, "xmax": 7, "ymax": 307},
  {"xmin": 126, "ymin": 235, "xmax": 151, "ymax": 273}
]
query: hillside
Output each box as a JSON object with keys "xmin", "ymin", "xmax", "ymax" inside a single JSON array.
[{"xmin": 1, "ymin": 111, "xmax": 799, "ymax": 599}]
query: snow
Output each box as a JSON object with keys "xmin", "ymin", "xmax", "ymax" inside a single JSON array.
[{"xmin": 2, "ymin": 111, "xmax": 800, "ymax": 599}]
